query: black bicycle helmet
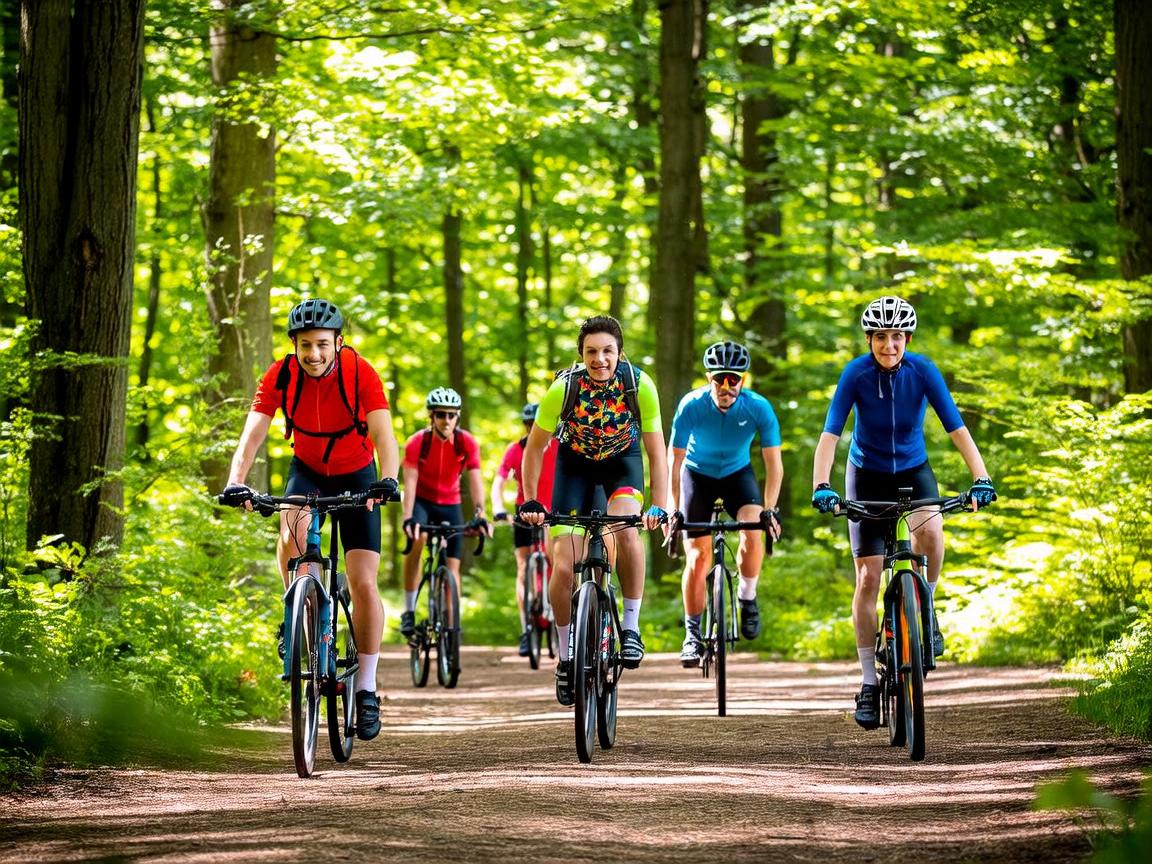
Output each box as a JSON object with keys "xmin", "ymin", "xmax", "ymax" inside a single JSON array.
[
  {"xmin": 702, "ymin": 340, "xmax": 751, "ymax": 373},
  {"xmin": 861, "ymin": 296, "xmax": 917, "ymax": 333},
  {"xmin": 521, "ymin": 403, "xmax": 539, "ymax": 422},
  {"xmin": 287, "ymin": 298, "xmax": 344, "ymax": 336}
]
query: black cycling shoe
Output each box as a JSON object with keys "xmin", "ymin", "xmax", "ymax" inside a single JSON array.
[
  {"xmin": 276, "ymin": 622, "xmax": 286, "ymax": 660},
  {"xmin": 555, "ymin": 660, "xmax": 574, "ymax": 706},
  {"xmin": 739, "ymin": 598, "xmax": 761, "ymax": 640},
  {"xmin": 518, "ymin": 630, "xmax": 531, "ymax": 657},
  {"xmin": 932, "ymin": 612, "xmax": 945, "ymax": 658},
  {"xmin": 854, "ymin": 683, "xmax": 881, "ymax": 730},
  {"xmin": 620, "ymin": 629, "xmax": 645, "ymax": 669},
  {"xmin": 399, "ymin": 610, "xmax": 416, "ymax": 639},
  {"xmin": 355, "ymin": 690, "xmax": 381, "ymax": 741},
  {"xmin": 679, "ymin": 634, "xmax": 703, "ymax": 668}
]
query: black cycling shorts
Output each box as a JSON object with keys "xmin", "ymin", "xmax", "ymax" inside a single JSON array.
[
  {"xmin": 285, "ymin": 457, "xmax": 381, "ymax": 554},
  {"xmin": 845, "ymin": 460, "xmax": 939, "ymax": 559},
  {"xmin": 512, "ymin": 521, "xmax": 534, "ymax": 549},
  {"xmin": 412, "ymin": 498, "xmax": 465, "ymax": 560},
  {"xmin": 550, "ymin": 441, "xmax": 640, "ymax": 518},
  {"xmin": 681, "ymin": 464, "xmax": 762, "ymax": 538}
]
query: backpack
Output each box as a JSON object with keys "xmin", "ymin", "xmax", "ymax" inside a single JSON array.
[
  {"xmin": 417, "ymin": 427, "xmax": 468, "ymax": 467},
  {"xmin": 554, "ymin": 359, "xmax": 642, "ymax": 434},
  {"xmin": 274, "ymin": 347, "xmax": 368, "ymax": 464}
]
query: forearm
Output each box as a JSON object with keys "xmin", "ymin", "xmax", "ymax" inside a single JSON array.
[
  {"xmin": 812, "ymin": 432, "xmax": 840, "ymax": 488},
  {"xmin": 521, "ymin": 426, "xmax": 551, "ymax": 500},
  {"xmin": 367, "ymin": 409, "xmax": 399, "ymax": 479},
  {"xmin": 401, "ymin": 466, "xmax": 418, "ymax": 520},
  {"xmin": 227, "ymin": 412, "xmax": 272, "ymax": 485},
  {"xmin": 949, "ymin": 427, "xmax": 990, "ymax": 479},
  {"xmin": 643, "ymin": 430, "xmax": 669, "ymax": 508},
  {"xmin": 468, "ymin": 469, "xmax": 486, "ymax": 515},
  {"xmin": 762, "ymin": 448, "xmax": 783, "ymax": 509},
  {"xmin": 490, "ymin": 473, "xmax": 507, "ymax": 514},
  {"xmin": 668, "ymin": 448, "xmax": 686, "ymax": 511}
]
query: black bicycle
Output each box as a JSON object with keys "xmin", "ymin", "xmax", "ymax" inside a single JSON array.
[
  {"xmin": 402, "ymin": 521, "xmax": 485, "ymax": 689},
  {"xmin": 218, "ymin": 488, "xmax": 394, "ymax": 778},
  {"xmin": 674, "ymin": 503, "xmax": 772, "ymax": 717},
  {"xmin": 521, "ymin": 523, "xmax": 556, "ymax": 670},
  {"xmin": 545, "ymin": 511, "xmax": 650, "ymax": 763},
  {"xmin": 832, "ymin": 489, "xmax": 972, "ymax": 761}
]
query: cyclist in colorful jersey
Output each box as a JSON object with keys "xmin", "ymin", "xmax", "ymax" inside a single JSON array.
[
  {"xmin": 399, "ymin": 387, "xmax": 489, "ymax": 639},
  {"xmin": 667, "ymin": 341, "xmax": 784, "ymax": 667},
  {"xmin": 221, "ymin": 298, "xmax": 400, "ymax": 741},
  {"xmin": 517, "ymin": 315, "xmax": 669, "ymax": 707},
  {"xmin": 811, "ymin": 296, "xmax": 996, "ymax": 730},
  {"xmin": 490, "ymin": 403, "xmax": 559, "ymax": 657}
]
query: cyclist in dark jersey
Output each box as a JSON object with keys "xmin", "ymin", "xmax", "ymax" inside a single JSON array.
[
  {"xmin": 517, "ymin": 316, "xmax": 669, "ymax": 707},
  {"xmin": 222, "ymin": 298, "xmax": 400, "ymax": 741},
  {"xmin": 811, "ymin": 296, "xmax": 996, "ymax": 730}
]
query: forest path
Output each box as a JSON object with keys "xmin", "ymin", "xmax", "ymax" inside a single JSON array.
[{"xmin": 3, "ymin": 647, "xmax": 1148, "ymax": 863}]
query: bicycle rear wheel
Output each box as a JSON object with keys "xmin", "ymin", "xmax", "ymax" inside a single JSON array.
[
  {"xmin": 712, "ymin": 565, "xmax": 728, "ymax": 717},
  {"xmin": 288, "ymin": 577, "xmax": 321, "ymax": 778},
  {"xmin": 573, "ymin": 582, "xmax": 599, "ymax": 763},
  {"xmin": 327, "ymin": 573, "xmax": 358, "ymax": 762},
  {"xmin": 436, "ymin": 568, "xmax": 461, "ymax": 688},
  {"xmin": 596, "ymin": 590, "xmax": 619, "ymax": 750},
  {"xmin": 525, "ymin": 554, "xmax": 543, "ymax": 670},
  {"xmin": 898, "ymin": 570, "xmax": 926, "ymax": 761},
  {"xmin": 882, "ymin": 609, "xmax": 905, "ymax": 747}
]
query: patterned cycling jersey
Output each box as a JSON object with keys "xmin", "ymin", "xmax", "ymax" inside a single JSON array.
[
  {"xmin": 669, "ymin": 387, "xmax": 781, "ymax": 478},
  {"xmin": 535, "ymin": 367, "xmax": 662, "ymax": 461},
  {"xmin": 822, "ymin": 352, "xmax": 965, "ymax": 473}
]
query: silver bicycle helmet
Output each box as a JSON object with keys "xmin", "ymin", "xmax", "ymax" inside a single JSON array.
[
  {"xmin": 861, "ymin": 296, "xmax": 917, "ymax": 333},
  {"xmin": 287, "ymin": 298, "xmax": 344, "ymax": 335},
  {"xmin": 702, "ymin": 340, "xmax": 751, "ymax": 373},
  {"xmin": 521, "ymin": 403, "xmax": 538, "ymax": 422},
  {"xmin": 426, "ymin": 387, "xmax": 463, "ymax": 410}
]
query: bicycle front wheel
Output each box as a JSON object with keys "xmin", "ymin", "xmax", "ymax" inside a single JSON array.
[
  {"xmin": 436, "ymin": 568, "xmax": 461, "ymax": 689},
  {"xmin": 525, "ymin": 554, "xmax": 543, "ymax": 670},
  {"xmin": 712, "ymin": 565, "xmax": 728, "ymax": 717},
  {"xmin": 897, "ymin": 569, "xmax": 926, "ymax": 761},
  {"xmin": 327, "ymin": 573, "xmax": 358, "ymax": 762},
  {"xmin": 573, "ymin": 582, "xmax": 599, "ymax": 763},
  {"xmin": 596, "ymin": 590, "xmax": 618, "ymax": 750},
  {"xmin": 288, "ymin": 577, "xmax": 322, "ymax": 778}
]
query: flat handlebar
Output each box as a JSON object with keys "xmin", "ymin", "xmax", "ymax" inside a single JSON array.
[
  {"xmin": 834, "ymin": 494, "xmax": 972, "ymax": 521},
  {"xmin": 400, "ymin": 521, "xmax": 487, "ymax": 557}
]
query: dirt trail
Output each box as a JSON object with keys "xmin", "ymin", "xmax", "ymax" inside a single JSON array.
[{"xmin": 2, "ymin": 647, "xmax": 1148, "ymax": 863}]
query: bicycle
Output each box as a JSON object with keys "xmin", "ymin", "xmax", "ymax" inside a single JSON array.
[
  {"xmin": 402, "ymin": 520, "xmax": 486, "ymax": 689},
  {"xmin": 545, "ymin": 510, "xmax": 650, "ymax": 764},
  {"xmin": 831, "ymin": 488, "xmax": 973, "ymax": 762},
  {"xmin": 673, "ymin": 503, "xmax": 772, "ymax": 717},
  {"xmin": 218, "ymin": 488, "xmax": 395, "ymax": 778},
  {"xmin": 521, "ymin": 522, "xmax": 556, "ymax": 669}
]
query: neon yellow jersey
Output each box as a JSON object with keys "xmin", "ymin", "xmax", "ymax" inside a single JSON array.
[{"xmin": 536, "ymin": 366, "xmax": 662, "ymax": 461}]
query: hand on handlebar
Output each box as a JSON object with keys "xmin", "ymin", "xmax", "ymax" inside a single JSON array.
[
  {"xmin": 517, "ymin": 499, "xmax": 547, "ymax": 526},
  {"xmin": 643, "ymin": 505, "xmax": 668, "ymax": 532},
  {"xmin": 219, "ymin": 484, "xmax": 253, "ymax": 509},
  {"xmin": 761, "ymin": 507, "xmax": 783, "ymax": 541},
  {"xmin": 493, "ymin": 511, "xmax": 508, "ymax": 523},
  {"xmin": 365, "ymin": 477, "xmax": 399, "ymax": 511},
  {"xmin": 403, "ymin": 517, "xmax": 420, "ymax": 539},
  {"xmin": 967, "ymin": 477, "xmax": 997, "ymax": 510},
  {"xmin": 812, "ymin": 483, "xmax": 841, "ymax": 514}
]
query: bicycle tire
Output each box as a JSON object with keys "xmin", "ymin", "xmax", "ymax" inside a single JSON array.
[
  {"xmin": 436, "ymin": 567, "xmax": 461, "ymax": 689},
  {"xmin": 898, "ymin": 569, "xmax": 926, "ymax": 761},
  {"xmin": 573, "ymin": 582, "xmax": 599, "ymax": 763},
  {"xmin": 882, "ymin": 607, "xmax": 905, "ymax": 747},
  {"xmin": 327, "ymin": 574, "xmax": 358, "ymax": 762},
  {"xmin": 713, "ymin": 564, "xmax": 728, "ymax": 717},
  {"xmin": 288, "ymin": 577, "xmax": 321, "ymax": 778},
  {"xmin": 596, "ymin": 590, "xmax": 618, "ymax": 750},
  {"xmin": 525, "ymin": 554, "xmax": 542, "ymax": 670}
]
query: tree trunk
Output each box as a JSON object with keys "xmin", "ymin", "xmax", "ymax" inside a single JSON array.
[
  {"xmin": 1116, "ymin": 0, "xmax": 1152, "ymax": 393},
  {"xmin": 19, "ymin": 0, "xmax": 144, "ymax": 552},
  {"xmin": 202, "ymin": 0, "xmax": 276, "ymax": 491},
  {"xmin": 515, "ymin": 158, "xmax": 533, "ymax": 407},
  {"xmin": 136, "ymin": 95, "xmax": 163, "ymax": 455}
]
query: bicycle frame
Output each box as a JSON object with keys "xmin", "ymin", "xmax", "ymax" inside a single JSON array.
[{"xmin": 281, "ymin": 508, "xmax": 345, "ymax": 685}]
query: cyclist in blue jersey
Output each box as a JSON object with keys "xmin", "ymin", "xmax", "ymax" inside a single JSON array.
[
  {"xmin": 667, "ymin": 341, "xmax": 783, "ymax": 666},
  {"xmin": 811, "ymin": 296, "xmax": 996, "ymax": 730}
]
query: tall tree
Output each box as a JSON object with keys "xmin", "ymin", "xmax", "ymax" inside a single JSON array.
[
  {"xmin": 1116, "ymin": 0, "xmax": 1152, "ymax": 393},
  {"xmin": 19, "ymin": 0, "xmax": 144, "ymax": 550},
  {"xmin": 202, "ymin": 0, "xmax": 276, "ymax": 491}
]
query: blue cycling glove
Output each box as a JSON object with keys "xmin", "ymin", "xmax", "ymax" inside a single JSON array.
[
  {"xmin": 812, "ymin": 483, "xmax": 841, "ymax": 514},
  {"xmin": 645, "ymin": 505, "xmax": 668, "ymax": 523},
  {"xmin": 968, "ymin": 477, "xmax": 997, "ymax": 508}
]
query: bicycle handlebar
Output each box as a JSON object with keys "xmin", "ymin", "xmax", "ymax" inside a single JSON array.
[
  {"xmin": 400, "ymin": 521, "xmax": 487, "ymax": 557},
  {"xmin": 542, "ymin": 511, "xmax": 650, "ymax": 530},
  {"xmin": 833, "ymin": 494, "xmax": 972, "ymax": 521},
  {"xmin": 217, "ymin": 488, "xmax": 401, "ymax": 516}
]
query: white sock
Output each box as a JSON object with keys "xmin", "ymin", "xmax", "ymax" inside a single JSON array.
[
  {"xmin": 404, "ymin": 590, "xmax": 418, "ymax": 612},
  {"xmin": 622, "ymin": 598, "xmax": 642, "ymax": 632},
  {"xmin": 557, "ymin": 624, "xmax": 571, "ymax": 661},
  {"xmin": 738, "ymin": 577, "xmax": 758, "ymax": 602},
  {"xmin": 858, "ymin": 647, "xmax": 878, "ymax": 686},
  {"xmin": 356, "ymin": 653, "xmax": 379, "ymax": 693}
]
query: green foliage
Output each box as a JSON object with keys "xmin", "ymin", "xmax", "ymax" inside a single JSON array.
[
  {"xmin": 1071, "ymin": 613, "xmax": 1152, "ymax": 741},
  {"xmin": 1035, "ymin": 770, "xmax": 1152, "ymax": 864}
]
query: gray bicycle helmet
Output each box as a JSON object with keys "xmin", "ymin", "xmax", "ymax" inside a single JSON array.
[
  {"xmin": 521, "ymin": 403, "xmax": 538, "ymax": 422},
  {"xmin": 702, "ymin": 340, "xmax": 751, "ymax": 373},
  {"xmin": 287, "ymin": 298, "xmax": 344, "ymax": 335},
  {"xmin": 861, "ymin": 296, "xmax": 917, "ymax": 333},
  {"xmin": 426, "ymin": 387, "xmax": 463, "ymax": 410}
]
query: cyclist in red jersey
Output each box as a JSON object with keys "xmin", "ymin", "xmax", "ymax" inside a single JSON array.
[
  {"xmin": 399, "ymin": 387, "xmax": 490, "ymax": 638},
  {"xmin": 222, "ymin": 298, "xmax": 400, "ymax": 741},
  {"xmin": 490, "ymin": 403, "xmax": 558, "ymax": 656}
]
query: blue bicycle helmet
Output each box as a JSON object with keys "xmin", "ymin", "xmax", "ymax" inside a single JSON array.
[{"xmin": 288, "ymin": 298, "xmax": 344, "ymax": 335}]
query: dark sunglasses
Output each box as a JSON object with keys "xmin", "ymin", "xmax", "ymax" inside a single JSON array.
[
  {"xmin": 710, "ymin": 372, "xmax": 742, "ymax": 388},
  {"xmin": 432, "ymin": 410, "xmax": 459, "ymax": 420}
]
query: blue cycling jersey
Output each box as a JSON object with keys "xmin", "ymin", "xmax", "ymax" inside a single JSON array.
[
  {"xmin": 822, "ymin": 352, "xmax": 965, "ymax": 473},
  {"xmin": 669, "ymin": 387, "xmax": 782, "ymax": 478}
]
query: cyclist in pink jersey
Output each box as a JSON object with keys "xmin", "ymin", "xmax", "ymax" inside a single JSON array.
[
  {"xmin": 399, "ymin": 387, "xmax": 490, "ymax": 638},
  {"xmin": 490, "ymin": 403, "xmax": 558, "ymax": 655}
]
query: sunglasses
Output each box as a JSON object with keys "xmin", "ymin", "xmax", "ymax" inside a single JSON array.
[
  {"xmin": 710, "ymin": 372, "xmax": 742, "ymax": 388},
  {"xmin": 432, "ymin": 411, "xmax": 459, "ymax": 420}
]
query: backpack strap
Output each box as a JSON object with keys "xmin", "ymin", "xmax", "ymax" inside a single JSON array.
[
  {"xmin": 557, "ymin": 361, "xmax": 585, "ymax": 426},
  {"xmin": 273, "ymin": 350, "xmax": 365, "ymax": 463},
  {"xmin": 274, "ymin": 353, "xmax": 304, "ymax": 441},
  {"xmin": 335, "ymin": 347, "xmax": 369, "ymax": 438},
  {"xmin": 618, "ymin": 357, "xmax": 642, "ymax": 422},
  {"xmin": 418, "ymin": 428, "xmax": 469, "ymax": 467}
]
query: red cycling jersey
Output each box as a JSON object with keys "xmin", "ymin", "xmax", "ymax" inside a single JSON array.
[
  {"xmin": 251, "ymin": 351, "xmax": 389, "ymax": 476},
  {"xmin": 497, "ymin": 437, "xmax": 557, "ymax": 510},
  {"xmin": 403, "ymin": 428, "xmax": 482, "ymax": 505}
]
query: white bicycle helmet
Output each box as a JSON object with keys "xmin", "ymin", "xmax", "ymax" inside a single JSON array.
[
  {"xmin": 861, "ymin": 296, "xmax": 917, "ymax": 333},
  {"xmin": 702, "ymin": 340, "xmax": 751, "ymax": 373},
  {"xmin": 426, "ymin": 387, "xmax": 462, "ymax": 410},
  {"xmin": 521, "ymin": 403, "xmax": 539, "ymax": 422}
]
